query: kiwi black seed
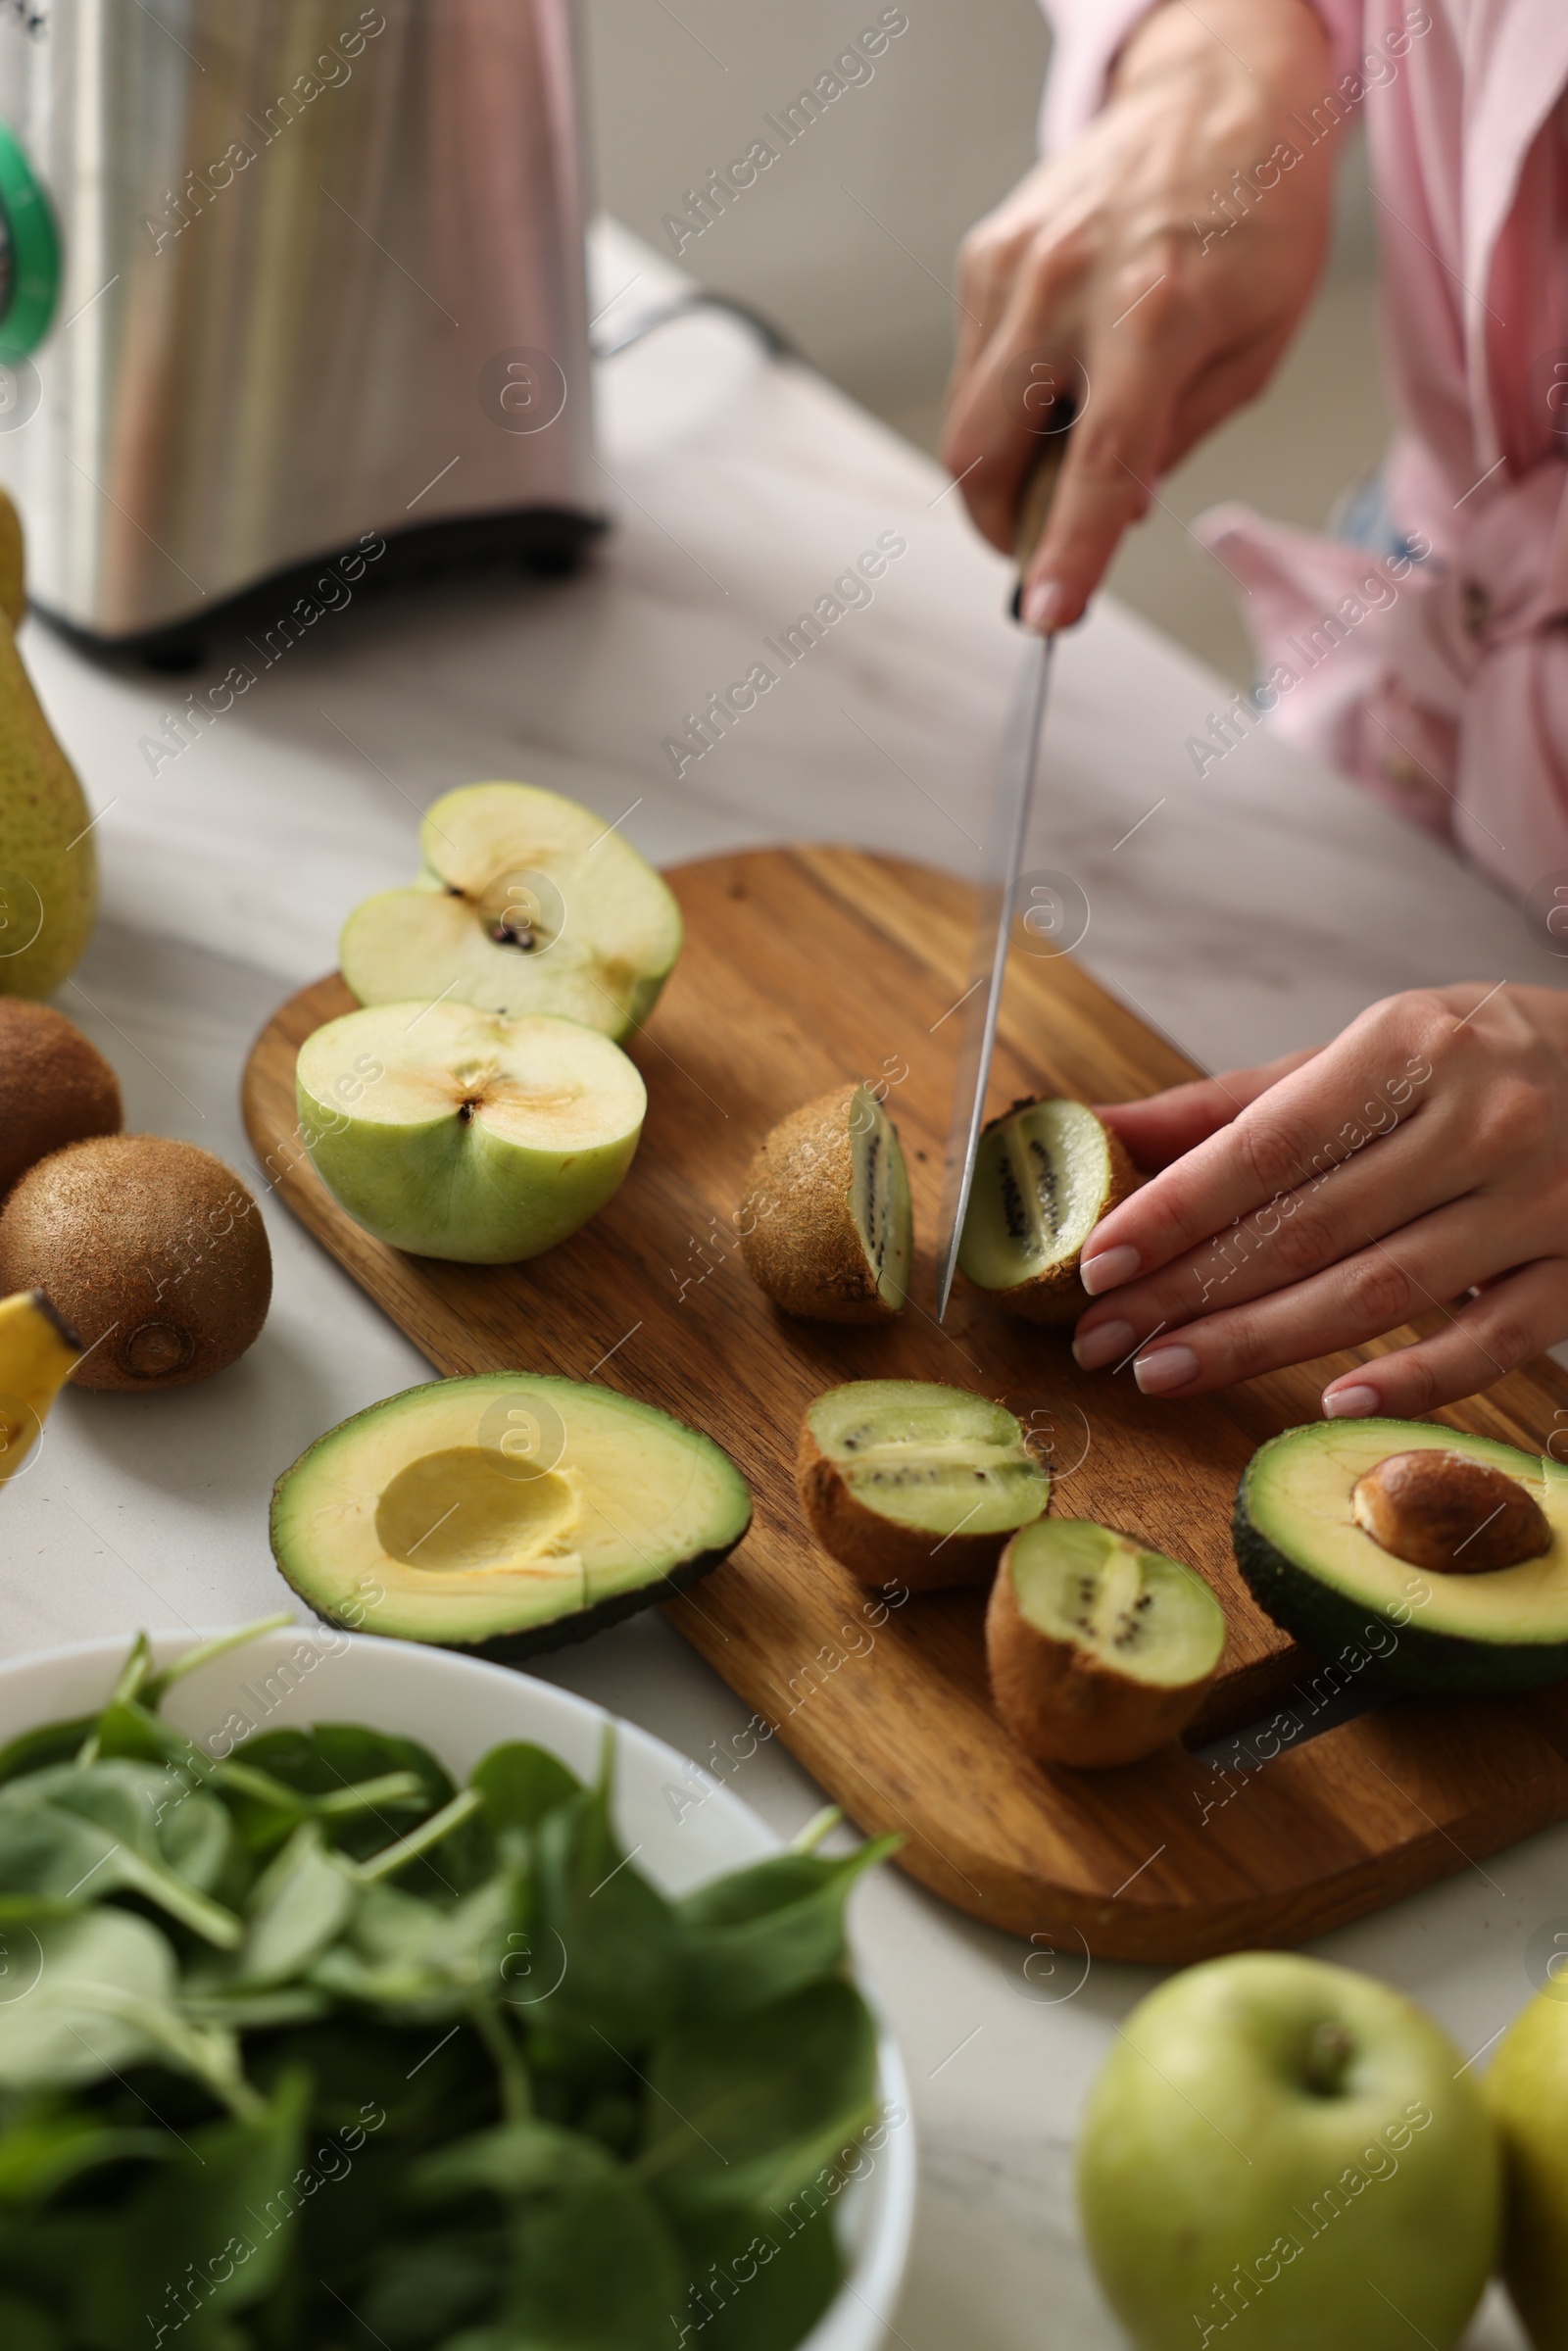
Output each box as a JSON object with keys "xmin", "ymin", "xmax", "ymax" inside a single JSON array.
[
  {"xmin": 0, "ymin": 1000, "xmax": 122, "ymax": 1197},
  {"xmin": 0, "ymin": 1135, "xmax": 271, "ymax": 1391}
]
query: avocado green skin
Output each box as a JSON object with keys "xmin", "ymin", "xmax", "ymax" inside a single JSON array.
[
  {"xmin": 270, "ymin": 1525, "xmax": 741, "ymax": 1663},
  {"xmin": 1232, "ymin": 1479, "xmax": 1568, "ymax": 1699}
]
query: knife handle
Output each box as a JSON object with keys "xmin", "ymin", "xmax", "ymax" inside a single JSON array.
[{"xmin": 1009, "ymin": 418, "xmax": 1074, "ymax": 621}]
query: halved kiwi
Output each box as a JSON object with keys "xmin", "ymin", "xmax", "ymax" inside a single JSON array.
[
  {"xmin": 957, "ymin": 1097, "xmax": 1135, "ymax": 1324},
  {"xmin": 798, "ymin": 1379, "xmax": 1050, "ymax": 1590},
  {"xmin": 739, "ymin": 1084, "xmax": 911, "ymax": 1322},
  {"xmin": 987, "ymin": 1519, "xmax": 1226, "ymax": 1767}
]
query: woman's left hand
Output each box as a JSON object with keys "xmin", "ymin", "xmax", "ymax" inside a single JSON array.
[{"xmin": 1071, "ymin": 983, "xmax": 1568, "ymax": 1416}]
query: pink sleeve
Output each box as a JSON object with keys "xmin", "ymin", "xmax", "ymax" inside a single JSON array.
[{"xmin": 1037, "ymin": 0, "xmax": 1367, "ymax": 153}]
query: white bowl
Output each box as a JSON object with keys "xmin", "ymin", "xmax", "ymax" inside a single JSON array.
[{"xmin": 0, "ymin": 1625, "xmax": 915, "ymax": 2351}]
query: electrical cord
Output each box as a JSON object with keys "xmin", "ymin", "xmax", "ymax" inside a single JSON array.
[{"xmin": 591, "ymin": 290, "xmax": 796, "ymax": 364}]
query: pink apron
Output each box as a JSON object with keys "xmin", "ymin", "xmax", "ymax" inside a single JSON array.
[{"xmin": 1038, "ymin": 0, "xmax": 1568, "ymax": 901}]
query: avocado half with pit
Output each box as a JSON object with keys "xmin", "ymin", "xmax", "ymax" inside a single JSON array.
[
  {"xmin": 270, "ymin": 1374, "xmax": 751, "ymax": 1659},
  {"xmin": 958, "ymin": 1097, "xmax": 1136, "ymax": 1324},
  {"xmin": 1234, "ymin": 1419, "xmax": 1568, "ymax": 1695}
]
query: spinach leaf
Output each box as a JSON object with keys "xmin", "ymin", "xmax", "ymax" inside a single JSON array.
[
  {"xmin": 670, "ymin": 2200, "xmax": 844, "ymax": 2351},
  {"xmin": 410, "ymin": 2118, "xmax": 616, "ymax": 2203},
  {"xmin": 158, "ymin": 1784, "xmax": 238, "ymax": 1897},
  {"xmin": 178, "ymin": 1984, "xmax": 333, "ymax": 2033},
  {"xmin": 73, "ymin": 2068, "xmax": 309, "ymax": 2351},
  {"xmin": 494, "ymin": 2173, "xmax": 686, "ymax": 2351},
  {"xmin": 0, "ymin": 2093, "xmax": 169, "ymax": 2203},
  {"xmin": 310, "ymin": 1871, "xmax": 519, "ymax": 2021},
  {"xmin": 248, "ymin": 2015, "xmax": 492, "ymax": 2152},
  {"xmin": 530, "ymin": 1748, "xmax": 682, "ymax": 2052},
  {"xmin": 238, "ymin": 1722, "xmax": 452, "ymax": 1812},
  {"xmin": 469, "ymin": 1741, "xmax": 581, "ymax": 1835},
  {"xmin": 0, "ymin": 1899, "xmax": 257, "ymax": 2115},
  {"xmin": 93, "ymin": 1695, "xmax": 212, "ymax": 1777},
  {"xmin": 638, "ymin": 1979, "xmax": 879, "ymax": 2221},
  {"xmin": 676, "ymin": 1837, "xmax": 898, "ymax": 2019},
  {"xmin": 0, "ymin": 2289, "xmax": 64, "ymax": 2351},
  {"xmin": 0, "ymin": 1901, "xmax": 179, "ymax": 2091},
  {"xmin": 0, "ymin": 1762, "xmax": 241, "ymax": 1947},
  {"xmin": 349, "ymin": 2231, "xmax": 506, "ymax": 2351},
  {"xmin": 233, "ymin": 1825, "xmax": 359, "ymax": 1988},
  {"xmin": 239, "ymin": 1727, "xmax": 491, "ymax": 1895},
  {"xmin": 0, "ymin": 1720, "xmax": 95, "ymax": 1789}
]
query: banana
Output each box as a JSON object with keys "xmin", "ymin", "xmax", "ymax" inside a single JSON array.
[{"xmin": 0, "ymin": 1288, "xmax": 80, "ymax": 1484}]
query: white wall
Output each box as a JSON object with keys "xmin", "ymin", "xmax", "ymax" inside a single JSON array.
[{"xmin": 579, "ymin": 0, "xmax": 1053, "ymax": 412}]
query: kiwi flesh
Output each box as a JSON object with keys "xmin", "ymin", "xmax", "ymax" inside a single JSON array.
[
  {"xmin": 0, "ymin": 1001, "xmax": 121, "ymax": 1197},
  {"xmin": 0, "ymin": 1136, "xmax": 271, "ymax": 1391},
  {"xmin": 798, "ymin": 1379, "xmax": 1050, "ymax": 1590},
  {"xmin": 988, "ymin": 1518, "xmax": 1226, "ymax": 1767},
  {"xmin": 958, "ymin": 1097, "xmax": 1136, "ymax": 1324},
  {"xmin": 739, "ymin": 1083, "xmax": 911, "ymax": 1322}
]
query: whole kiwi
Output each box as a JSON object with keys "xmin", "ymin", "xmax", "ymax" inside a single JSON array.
[
  {"xmin": 0, "ymin": 1001, "xmax": 121, "ymax": 1196},
  {"xmin": 0, "ymin": 1135, "xmax": 271, "ymax": 1390}
]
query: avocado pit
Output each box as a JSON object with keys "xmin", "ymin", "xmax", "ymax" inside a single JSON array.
[{"xmin": 1350, "ymin": 1448, "xmax": 1551, "ymax": 1574}]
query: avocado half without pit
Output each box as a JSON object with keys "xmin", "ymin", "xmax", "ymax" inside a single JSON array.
[
  {"xmin": 988, "ymin": 1519, "xmax": 1227, "ymax": 1768},
  {"xmin": 1234, "ymin": 1419, "xmax": 1568, "ymax": 1694},
  {"xmin": 270, "ymin": 1373, "xmax": 752, "ymax": 1659},
  {"xmin": 957, "ymin": 1097, "xmax": 1135, "ymax": 1323},
  {"xmin": 739, "ymin": 1083, "xmax": 912, "ymax": 1322},
  {"xmin": 339, "ymin": 781, "xmax": 684, "ymax": 1042},
  {"xmin": 797, "ymin": 1379, "xmax": 1051, "ymax": 1590}
]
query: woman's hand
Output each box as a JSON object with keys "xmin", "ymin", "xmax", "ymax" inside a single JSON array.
[
  {"xmin": 1071, "ymin": 986, "xmax": 1568, "ymax": 1416},
  {"xmin": 941, "ymin": 0, "xmax": 1338, "ymax": 632}
]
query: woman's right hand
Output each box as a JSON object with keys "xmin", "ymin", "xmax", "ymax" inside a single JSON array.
[{"xmin": 941, "ymin": 0, "xmax": 1341, "ymax": 632}]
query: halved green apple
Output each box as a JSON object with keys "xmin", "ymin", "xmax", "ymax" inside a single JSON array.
[
  {"xmin": 296, "ymin": 1001, "xmax": 645, "ymax": 1263},
  {"xmin": 339, "ymin": 782, "xmax": 683, "ymax": 1040}
]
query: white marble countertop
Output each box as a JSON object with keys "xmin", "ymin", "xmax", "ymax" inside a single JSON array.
[{"xmin": 3, "ymin": 222, "xmax": 1557, "ymax": 2347}]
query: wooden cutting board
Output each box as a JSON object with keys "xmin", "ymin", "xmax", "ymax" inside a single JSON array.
[{"xmin": 243, "ymin": 848, "xmax": 1568, "ymax": 1962}]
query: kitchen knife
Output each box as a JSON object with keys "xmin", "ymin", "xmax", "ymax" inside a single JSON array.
[{"xmin": 934, "ymin": 433, "xmax": 1072, "ymax": 1322}]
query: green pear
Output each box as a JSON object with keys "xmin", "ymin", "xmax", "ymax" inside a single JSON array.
[
  {"xmin": 1487, "ymin": 1987, "xmax": 1568, "ymax": 2347},
  {"xmin": 0, "ymin": 486, "xmax": 95, "ymax": 997}
]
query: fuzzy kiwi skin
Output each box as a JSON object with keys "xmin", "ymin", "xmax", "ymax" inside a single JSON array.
[
  {"xmin": 0, "ymin": 1002, "xmax": 121, "ymax": 1197},
  {"xmin": 0, "ymin": 1135, "xmax": 271, "ymax": 1391},
  {"xmin": 796, "ymin": 1422, "xmax": 1004, "ymax": 1591},
  {"xmin": 986, "ymin": 1534, "xmax": 1218, "ymax": 1768},
  {"xmin": 739, "ymin": 1085, "xmax": 896, "ymax": 1324},
  {"xmin": 974, "ymin": 1099, "xmax": 1138, "ymax": 1327}
]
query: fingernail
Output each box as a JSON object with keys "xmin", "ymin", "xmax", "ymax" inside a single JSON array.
[
  {"xmin": 1072, "ymin": 1319, "xmax": 1134, "ymax": 1372},
  {"xmin": 1323, "ymin": 1384, "xmax": 1379, "ymax": 1419},
  {"xmin": 1134, "ymin": 1345, "xmax": 1200, "ymax": 1396},
  {"xmin": 1081, "ymin": 1245, "xmax": 1140, "ymax": 1296},
  {"xmin": 1022, "ymin": 577, "xmax": 1065, "ymax": 634}
]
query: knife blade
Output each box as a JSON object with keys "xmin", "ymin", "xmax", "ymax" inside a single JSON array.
[{"xmin": 934, "ymin": 433, "xmax": 1072, "ymax": 1322}]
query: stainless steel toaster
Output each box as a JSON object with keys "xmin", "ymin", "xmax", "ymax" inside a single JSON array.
[{"xmin": 0, "ymin": 0, "xmax": 601, "ymax": 658}]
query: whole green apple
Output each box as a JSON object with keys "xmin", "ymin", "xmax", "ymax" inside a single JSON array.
[
  {"xmin": 296, "ymin": 1000, "xmax": 645, "ymax": 1263},
  {"xmin": 1077, "ymin": 1951, "xmax": 1498, "ymax": 2351},
  {"xmin": 1487, "ymin": 1984, "xmax": 1568, "ymax": 2347}
]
